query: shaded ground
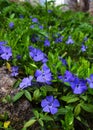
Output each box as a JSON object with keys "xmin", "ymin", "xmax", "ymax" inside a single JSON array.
[{"xmin": 0, "ymin": 66, "xmax": 39, "ymax": 130}]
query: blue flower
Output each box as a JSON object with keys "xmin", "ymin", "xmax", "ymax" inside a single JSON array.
[
  {"xmin": 19, "ymin": 14, "xmax": 24, "ymax": 19},
  {"xmin": 48, "ymin": 10, "xmax": 52, "ymax": 13},
  {"xmin": 66, "ymin": 36, "xmax": 74, "ymax": 44},
  {"xmin": 39, "ymin": 25, "xmax": 43, "ymax": 30},
  {"xmin": 11, "ymin": 66, "xmax": 19, "ymax": 77},
  {"xmin": 59, "ymin": 57, "xmax": 67, "ymax": 66},
  {"xmin": 32, "ymin": 18, "xmax": 38, "ymax": 23},
  {"xmin": 55, "ymin": 36, "xmax": 64, "ymax": 43},
  {"xmin": 29, "ymin": 46, "xmax": 47, "ymax": 63},
  {"xmin": 44, "ymin": 39, "xmax": 50, "ymax": 46},
  {"xmin": 81, "ymin": 44, "xmax": 87, "ymax": 52},
  {"xmin": 16, "ymin": 55, "xmax": 21, "ymax": 60},
  {"xmin": 62, "ymin": 70, "xmax": 75, "ymax": 83},
  {"xmin": 41, "ymin": 96, "xmax": 60, "ymax": 114},
  {"xmin": 70, "ymin": 77, "xmax": 87, "ymax": 94},
  {"xmin": 0, "ymin": 41, "xmax": 7, "ymax": 45},
  {"xmin": 31, "ymin": 34, "xmax": 39, "ymax": 43},
  {"xmin": 86, "ymin": 74, "xmax": 93, "ymax": 88},
  {"xmin": 19, "ymin": 76, "xmax": 33, "ymax": 89},
  {"xmin": 0, "ymin": 46, "xmax": 12, "ymax": 61},
  {"xmin": 30, "ymin": 25, "xmax": 34, "ymax": 29},
  {"xmin": 83, "ymin": 37, "xmax": 88, "ymax": 42},
  {"xmin": 9, "ymin": 22, "xmax": 14, "ymax": 29},
  {"xmin": 35, "ymin": 63, "xmax": 52, "ymax": 84}
]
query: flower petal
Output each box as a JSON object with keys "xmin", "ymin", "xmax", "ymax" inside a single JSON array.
[
  {"xmin": 41, "ymin": 99, "xmax": 49, "ymax": 107},
  {"xmin": 50, "ymin": 107, "xmax": 58, "ymax": 114}
]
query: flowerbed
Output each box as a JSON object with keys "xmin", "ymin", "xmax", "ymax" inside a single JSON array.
[{"xmin": 0, "ymin": 0, "xmax": 93, "ymax": 130}]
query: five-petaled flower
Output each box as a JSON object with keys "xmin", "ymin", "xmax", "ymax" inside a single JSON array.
[
  {"xmin": 35, "ymin": 63, "xmax": 52, "ymax": 84},
  {"xmin": 32, "ymin": 18, "xmax": 38, "ymax": 23},
  {"xmin": 11, "ymin": 66, "xmax": 19, "ymax": 77},
  {"xmin": 19, "ymin": 76, "xmax": 33, "ymax": 89},
  {"xmin": 44, "ymin": 39, "xmax": 50, "ymax": 47},
  {"xmin": 70, "ymin": 77, "xmax": 87, "ymax": 94},
  {"xmin": 41, "ymin": 95, "xmax": 60, "ymax": 114},
  {"xmin": 86, "ymin": 74, "xmax": 93, "ymax": 88},
  {"xmin": 81, "ymin": 44, "xmax": 87, "ymax": 52},
  {"xmin": 9, "ymin": 22, "xmax": 14, "ymax": 29},
  {"xmin": 0, "ymin": 46, "xmax": 12, "ymax": 61},
  {"xmin": 29, "ymin": 46, "xmax": 48, "ymax": 63},
  {"xmin": 66, "ymin": 36, "xmax": 74, "ymax": 44}
]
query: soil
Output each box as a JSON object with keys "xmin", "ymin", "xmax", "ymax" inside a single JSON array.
[{"xmin": 0, "ymin": 65, "xmax": 39, "ymax": 130}]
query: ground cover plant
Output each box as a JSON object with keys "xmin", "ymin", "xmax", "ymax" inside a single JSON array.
[{"xmin": 1, "ymin": 0, "xmax": 93, "ymax": 130}]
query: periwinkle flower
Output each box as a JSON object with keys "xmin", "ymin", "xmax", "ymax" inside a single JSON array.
[
  {"xmin": 48, "ymin": 10, "xmax": 52, "ymax": 13},
  {"xmin": 0, "ymin": 41, "xmax": 7, "ymax": 45},
  {"xmin": 70, "ymin": 77, "xmax": 87, "ymax": 94},
  {"xmin": 11, "ymin": 66, "xmax": 19, "ymax": 77},
  {"xmin": 0, "ymin": 46, "xmax": 12, "ymax": 61},
  {"xmin": 44, "ymin": 39, "xmax": 50, "ymax": 46},
  {"xmin": 83, "ymin": 37, "xmax": 88, "ymax": 42},
  {"xmin": 16, "ymin": 55, "xmax": 21, "ymax": 60},
  {"xmin": 32, "ymin": 18, "xmax": 38, "ymax": 23},
  {"xmin": 19, "ymin": 76, "xmax": 33, "ymax": 89},
  {"xmin": 35, "ymin": 63, "xmax": 52, "ymax": 84},
  {"xmin": 62, "ymin": 70, "xmax": 75, "ymax": 83},
  {"xmin": 19, "ymin": 14, "xmax": 24, "ymax": 19},
  {"xmin": 86, "ymin": 74, "xmax": 93, "ymax": 88},
  {"xmin": 41, "ymin": 95, "xmax": 60, "ymax": 114},
  {"xmin": 30, "ymin": 25, "xmax": 34, "ymax": 29},
  {"xmin": 31, "ymin": 34, "xmax": 39, "ymax": 43},
  {"xmin": 59, "ymin": 57, "xmax": 67, "ymax": 66},
  {"xmin": 39, "ymin": 25, "xmax": 43, "ymax": 29},
  {"xmin": 9, "ymin": 22, "xmax": 14, "ymax": 29},
  {"xmin": 55, "ymin": 36, "xmax": 64, "ymax": 43},
  {"xmin": 29, "ymin": 46, "xmax": 47, "ymax": 63},
  {"xmin": 81, "ymin": 44, "xmax": 87, "ymax": 52},
  {"xmin": 66, "ymin": 36, "xmax": 74, "ymax": 44}
]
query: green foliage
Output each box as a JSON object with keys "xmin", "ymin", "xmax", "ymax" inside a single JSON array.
[{"xmin": 1, "ymin": 0, "xmax": 93, "ymax": 130}]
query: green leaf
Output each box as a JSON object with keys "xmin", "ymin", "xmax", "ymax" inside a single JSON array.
[
  {"xmin": 40, "ymin": 115, "xmax": 53, "ymax": 121},
  {"xmin": 81, "ymin": 103, "xmax": 93, "ymax": 113},
  {"xmin": 38, "ymin": 119, "xmax": 44, "ymax": 127},
  {"xmin": 24, "ymin": 90, "xmax": 32, "ymax": 101},
  {"xmin": 33, "ymin": 110, "xmax": 39, "ymax": 119},
  {"xmin": 29, "ymin": 63, "xmax": 38, "ymax": 69},
  {"xmin": 24, "ymin": 119, "xmax": 36, "ymax": 128},
  {"xmin": 67, "ymin": 56, "xmax": 72, "ymax": 69},
  {"xmin": 13, "ymin": 80, "xmax": 21, "ymax": 88},
  {"xmin": 65, "ymin": 110, "xmax": 74, "ymax": 126},
  {"xmin": 61, "ymin": 95, "xmax": 79, "ymax": 103},
  {"xmin": 74, "ymin": 104, "xmax": 81, "ymax": 116},
  {"xmin": 33, "ymin": 89, "xmax": 41, "ymax": 100},
  {"xmin": 56, "ymin": 108, "xmax": 67, "ymax": 115},
  {"xmin": 13, "ymin": 91, "xmax": 24, "ymax": 102},
  {"xmin": 22, "ymin": 128, "xmax": 27, "ymax": 130}
]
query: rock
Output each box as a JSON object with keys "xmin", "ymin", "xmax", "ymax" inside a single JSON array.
[{"xmin": 0, "ymin": 66, "xmax": 38, "ymax": 130}]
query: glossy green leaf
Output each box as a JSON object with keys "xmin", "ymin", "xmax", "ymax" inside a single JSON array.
[
  {"xmin": 81, "ymin": 103, "xmax": 93, "ymax": 113},
  {"xmin": 13, "ymin": 91, "xmax": 24, "ymax": 102},
  {"xmin": 33, "ymin": 110, "xmax": 39, "ymax": 119},
  {"xmin": 65, "ymin": 110, "xmax": 74, "ymax": 126},
  {"xmin": 24, "ymin": 119, "xmax": 36, "ymax": 128},
  {"xmin": 33, "ymin": 89, "xmax": 41, "ymax": 100},
  {"xmin": 74, "ymin": 104, "xmax": 81, "ymax": 116},
  {"xmin": 38, "ymin": 119, "xmax": 44, "ymax": 127},
  {"xmin": 61, "ymin": 95, "xmax": 79, "ymax": 103},
  {"xmin": 24, "ymin": 90, "xmax": 32, "ymax": 101},
  {"xmin": 40, "ymin": 115, "xmax": 53, "ymax": 121}
]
